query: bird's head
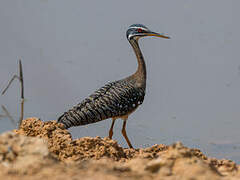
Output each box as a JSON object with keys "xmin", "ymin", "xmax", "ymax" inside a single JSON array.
[{"xmin": 126, "ymin": 24, "xmax": 170, "ymax": 41}]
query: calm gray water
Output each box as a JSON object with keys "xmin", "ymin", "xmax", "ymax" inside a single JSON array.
[{"xmin": 0, "ymin": 1, "xmax": 239, "ymax": 163}]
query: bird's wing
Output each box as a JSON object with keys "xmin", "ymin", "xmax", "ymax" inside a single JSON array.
[{"xmin": 58, "ymin": 80, "xmax": 145, "ymax": 128}]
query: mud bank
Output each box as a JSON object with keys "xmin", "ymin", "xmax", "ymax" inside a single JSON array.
[{"xmin": 0, "ymin": 117, "xmax": 239, "ymax": 180}]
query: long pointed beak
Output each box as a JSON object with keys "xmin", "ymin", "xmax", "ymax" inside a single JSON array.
[{"xmin": 146, "ymin": 32, "xmax": 170, "ymax": 39}]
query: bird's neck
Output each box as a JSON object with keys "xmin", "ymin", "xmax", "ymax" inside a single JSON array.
[{"xmin": 129, "ymin": 39, "xmax": 146, "ymax": 89}]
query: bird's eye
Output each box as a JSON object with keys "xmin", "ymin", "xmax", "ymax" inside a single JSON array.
[{"xmin": 137, "ymin": 28, "xmax": 143, "ymax": 33}]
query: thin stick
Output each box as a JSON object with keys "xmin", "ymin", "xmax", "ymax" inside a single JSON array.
[
  {"xmin": 1, "ymin": 59, "xmax": 25, "ymax": 128},
  {"xmin": 19, "ymin": 60, "xmax": 24, "ymax": 99},
  {"xmin": 1, "ymin": 75, "xmax": 20, "ymax": 95},
  {"xmin": 19, "ymin": 99, "xmax": 24, "ymax": 128},
  {"xmin": 1, "ymin": 105, "xmax": 16, "ymax": 126},
  {"xmin": 18, "ymin": 59, "xmax": 24, "ymax": 128}
]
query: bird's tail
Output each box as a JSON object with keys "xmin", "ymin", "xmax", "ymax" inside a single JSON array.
[{"xmin": 57, "ymin": 107, "xmax": 106, "ymax": 129}]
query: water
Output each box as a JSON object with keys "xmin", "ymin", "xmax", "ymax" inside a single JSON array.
[{"xmin": 0, "ymin": 0, "xmax": 240, "ymax": 163}]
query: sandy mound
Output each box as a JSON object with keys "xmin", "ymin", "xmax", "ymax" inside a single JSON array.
[{"xmin": 0, "ymin": 117, "xmax": 238, "ymax": 179}]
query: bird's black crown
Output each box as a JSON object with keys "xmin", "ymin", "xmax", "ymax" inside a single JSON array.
[{"xmin": 126, "ymin": 24, "xmax": 150, "ymax": 40}]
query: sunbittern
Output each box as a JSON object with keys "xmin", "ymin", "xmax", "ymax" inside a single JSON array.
[{"xmin": 58, "ymin": 24, "xmax": 170, "ymax": 148}]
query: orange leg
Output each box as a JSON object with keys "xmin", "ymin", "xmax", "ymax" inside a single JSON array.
[
  {"xmin": 121, "ymin": 118, "xmax": 133, "ymax": 149},
  {"xmin": 108, "ymin": 118, "xmax": 116, "ymax": 139}
]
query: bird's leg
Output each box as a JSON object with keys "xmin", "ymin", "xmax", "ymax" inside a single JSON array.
[
  {"xmin": 121, "ymin": 117, "xmax": 133, "ymax": 149},
  {"xmin": 108, "ymin": 118, "xmax": 116, "ymax": 139}
]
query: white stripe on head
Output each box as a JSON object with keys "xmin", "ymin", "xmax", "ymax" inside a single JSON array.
[{"xmin": 129, "ymin": 26, "xmax": 149, "ymax": 31}]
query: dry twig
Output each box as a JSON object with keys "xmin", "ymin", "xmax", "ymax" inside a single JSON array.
[
  {"xmin": 1, "ymin": 105, "xmax": 16, "ymax": 126},
  {"xmin": 1, "ymin": 59, "xmax": 25, "ymax": 128}
]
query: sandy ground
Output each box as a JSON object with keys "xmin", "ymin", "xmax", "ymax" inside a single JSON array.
[{"xmin": 0, "ymin": 117, "xmax": 239, "ymax": 180}]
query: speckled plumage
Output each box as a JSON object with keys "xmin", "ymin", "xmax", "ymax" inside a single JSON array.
[{"xmin": 58, "ymin": 79, "xmax": 145, "ymax": 128}]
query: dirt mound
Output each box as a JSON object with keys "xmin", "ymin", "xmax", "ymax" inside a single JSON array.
[
  {"xmin": 15, "ymin": 118, "xmax": 169, "ymax": 162},
  {"xmin": 0, "ymin": 117, "xmax": 238, "ymax": 179}
]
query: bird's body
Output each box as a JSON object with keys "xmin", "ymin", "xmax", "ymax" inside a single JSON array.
[
  {"xmin": 58, "ymin": 78, "xmax": 145, "ymax": 128},
  {"xmin": 58, "ymin": 24, "xmax": 170, "ymax": 148}
]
